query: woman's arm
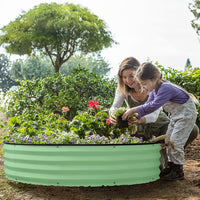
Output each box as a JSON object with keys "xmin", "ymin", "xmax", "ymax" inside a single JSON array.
[{"xmin": 109, "ymin": 88, "xmax": 125, "ymax": 115}]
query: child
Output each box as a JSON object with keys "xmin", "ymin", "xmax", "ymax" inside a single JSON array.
[{"xmin": 122, "ymin": 62, "xmax": 198, "ymax": 181}]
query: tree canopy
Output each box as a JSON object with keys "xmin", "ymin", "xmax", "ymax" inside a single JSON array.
[
  {"xmin": 189, "ymin": 0, "xmax": 200, "ymax": 36},
  {"xmin": 0, "ymin": 3, "xmax": 115, "ymax": 73}
]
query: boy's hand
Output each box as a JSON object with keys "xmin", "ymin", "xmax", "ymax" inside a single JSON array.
[
  {"xmin": 128, "ymin": 117, "xmax": 146, "ymax": 125},
  {"xmin": 122, "ymin": 108, "xmax": 137, "ymax": 120}
]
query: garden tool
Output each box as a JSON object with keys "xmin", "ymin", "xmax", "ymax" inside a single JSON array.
[{"xmin": 151, "ymin": 134, "xmax": 167, "ymax": 143}]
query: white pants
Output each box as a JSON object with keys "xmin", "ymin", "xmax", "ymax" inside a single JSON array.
[{"xmin": 164, "ymin": 97, "xmax": 197, "ymax": 165}]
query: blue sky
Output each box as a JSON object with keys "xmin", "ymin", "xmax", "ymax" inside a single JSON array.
[{"xmin": 0, "ymin": 0, "xmax": 199, "ymax": 77}]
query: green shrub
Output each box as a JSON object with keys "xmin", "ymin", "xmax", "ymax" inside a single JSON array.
[{"xmin": 5, "ymin": 66, "xmax": 117, "ymax": 119}]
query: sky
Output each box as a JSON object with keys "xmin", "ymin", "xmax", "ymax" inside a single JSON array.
[{"xmin": 0, "ymin": 0, "xmax": 200, "ymax": 77}]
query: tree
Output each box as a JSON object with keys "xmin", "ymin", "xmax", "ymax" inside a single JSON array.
[
  {"xmin": 189, "ymin": 0, "xmax": 200, "ymax": 36},
  {"xmin": 10, "ymin": 56, "xmax": 54, "ymax": 80},
  {"xmin": 0, "ymin": 54, "xmax": 18, "ymax": 92},
  {"xmin": 0, "ymin": 3, "xmax": 115, "ymax": 73},
  {"xmin": 185, "ymin": 58, "xmax": 192, "ymax": 69},
  {"xmin": 10, "ymin": 54, "xmax": 110, "ymax": 80},
  {"xmin": 60, "ymin": 54, "xmax": 111, "ymax": 76}
]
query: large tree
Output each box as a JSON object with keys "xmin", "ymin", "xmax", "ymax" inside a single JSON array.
[
  {"xmin": 189, "ymin": 0, "xmax": 200, "ymax": 36},
  {"xmin": 0, "ymin": 3, "xmax": 115, "ymax": 73}
]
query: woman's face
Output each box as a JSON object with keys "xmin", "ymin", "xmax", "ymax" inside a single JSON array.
[{"xmin": 122, "ymin": 69, "xmax": 137, "ymax": 88}]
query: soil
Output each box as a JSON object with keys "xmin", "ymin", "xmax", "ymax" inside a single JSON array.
[{"xmin": 0, "ymin": 112, "xmax": 200, "ymax": 200}]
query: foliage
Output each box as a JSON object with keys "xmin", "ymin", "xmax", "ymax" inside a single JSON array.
[
  {"xmin": 112, "ymin": 107, "xmax": 127, "ymax": 117},
  {"xmin": 156, "ymin": 62, "xmax": 200, "ymax": 121},
  {"xmin": 69, "ymin": 104, "xmax": 135, "ymax": 139},
  {"xmin": 0, "ymin": 2, "xmax": 115, "ymax": 73},
  {"xmin": 60, "ymin": 54, "xmax": 111, "ymax": 76},
  {"xmin": 5, "ymin": 67, "xmax": 117, "ymax": 119},
  {"xmin": 4, "ymin": 112, "xmax": 70, "ymax": 144},
  {"xmin": 10, "ymin": 54, "xmax": 110, "ymax": 80},
  {"xmin": 0, "ymin": 54, "xmax": 18, "ymax": 92},
  {"xmin": 4, "ymin": 101, "xmax": 144, "ymax": 144},
  {"xmin": 189, "ymin": 0, "xmax": 200, "ymax": 36},
  {"xmin": 10, "ymin": 56, "xmax": 54, "ymax": 80}
]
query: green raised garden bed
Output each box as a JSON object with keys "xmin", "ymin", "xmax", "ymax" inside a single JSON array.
[{"xmin": 3, "ymin": 143, "xmax": 161, "ymax": 187}]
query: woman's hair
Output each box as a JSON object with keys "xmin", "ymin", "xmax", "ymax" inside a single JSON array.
[
  {"xmin": 117, "ymin": 57, "xmax": 140, "ymax": 94},
  {"xmin": 136, "ymin": 62, "xmax": 162, "ymax": 81}
]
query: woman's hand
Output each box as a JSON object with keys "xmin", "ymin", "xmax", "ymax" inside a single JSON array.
[
  {"xmin": 122, "ymin": 107, "xmax": 137, "ymax": 120},
  {"xmin": 109, "ymin": 113, "xmax": 117, "ymax": 125}
]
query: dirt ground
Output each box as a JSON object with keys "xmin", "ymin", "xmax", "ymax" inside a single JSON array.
[{"xmin": 0, "ymin": 112, "xmax": 200, "ymax": 200}]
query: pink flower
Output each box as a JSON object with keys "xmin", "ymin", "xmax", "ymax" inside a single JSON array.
[
  {"xmin": 62, "ymin": 106, "xmax": 70, "ymax": 112},
  {"xmin": 87, "ymin": 100, "xmax": 99, "ymax": 109},
  {"xmin": 106, "ymin": 118, "xmax": 111, "ymax": 125}
]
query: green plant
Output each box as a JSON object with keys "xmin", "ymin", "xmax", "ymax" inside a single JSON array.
[
  {"xmin": 112, "ymin": 107, "xmax": 137, "ymax": 128},
  {"xmin": 5, "ymin": 67, "xmax": 116, "ymax": 119},
  {"xmin": 4, "ymin": 100, "xmax": 142, "ymax": 144}
]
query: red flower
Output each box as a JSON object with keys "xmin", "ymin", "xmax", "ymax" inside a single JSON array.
[
  {"xmin": 87, "ymin": 100, "xmax": 99, "ymax": 109},
  {"xmin": 62, "ymin": 106, "xmax": 70, "ymax": 112},
  {"xmin": 106, "ymin": 118, "xmax": 111, "ymax": 125}
]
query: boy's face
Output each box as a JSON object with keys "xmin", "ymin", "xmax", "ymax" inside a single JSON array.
[{"xmin": 139, "ymin": 79, "xmax": 156, "ymax": 92}]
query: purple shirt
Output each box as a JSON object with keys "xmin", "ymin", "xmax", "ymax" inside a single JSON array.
[{"xmin": 136, "ymin": 81, "xmax": 189, "ymax": 119}]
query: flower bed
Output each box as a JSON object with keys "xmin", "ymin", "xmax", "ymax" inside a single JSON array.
[
  {"xmin": 3, "ymin": 101, "xmax": 143, "ymax": 145},
  {"xmin": 3, "ymin": 100, "xmax": 162, "ymax": 186}
]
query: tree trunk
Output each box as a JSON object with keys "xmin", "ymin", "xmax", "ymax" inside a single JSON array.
[{"xmin": 54, "ymin": 56, "xmax": 63, "ymax": 73}]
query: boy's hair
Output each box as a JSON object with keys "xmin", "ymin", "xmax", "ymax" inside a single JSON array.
[
  {"xmin": 117, "ymin": 57, "xmax": 140, "ymax": 94},
  {"xmin": 136, "ymin": 62, "xmax": 162, "ymax": 81}
]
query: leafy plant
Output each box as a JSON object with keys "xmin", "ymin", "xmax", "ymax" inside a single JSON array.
[
  {"xmin": 4, "ymin": 100, "xmax": 142, "ymax": 144},
  {"xmin": 5, "ymin": 67, "xmax": 116, "ymax": 119},
  {"xmin": 112, "ymin": 107, "xmax": 137, "ymax": 128}
]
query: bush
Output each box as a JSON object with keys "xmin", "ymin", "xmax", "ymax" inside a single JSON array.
[{"xmin": 5, "ymin": 67, "xmax": 117, "ymax": 119}]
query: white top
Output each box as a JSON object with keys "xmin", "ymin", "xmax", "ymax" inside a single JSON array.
[{"xmin": 109, "ymin": 89, "xmax": 162, "ymax": 123}]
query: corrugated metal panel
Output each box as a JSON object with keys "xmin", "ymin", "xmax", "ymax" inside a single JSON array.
[{"xmin": 3, "ymin": 143, "xmax": 161, "ymax": 186}]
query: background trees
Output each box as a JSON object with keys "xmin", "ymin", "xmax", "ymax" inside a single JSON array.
[
  {"xmin": 10, "ymin": 54, "xmax": 110, "ymax": 80},
  {"xmin": 0, "ymin": 54, "xmax": 18, "ymax": 92},
  {"xmin": 0, "ymin": 3, "xmax": 115, "ymax": 73}
]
